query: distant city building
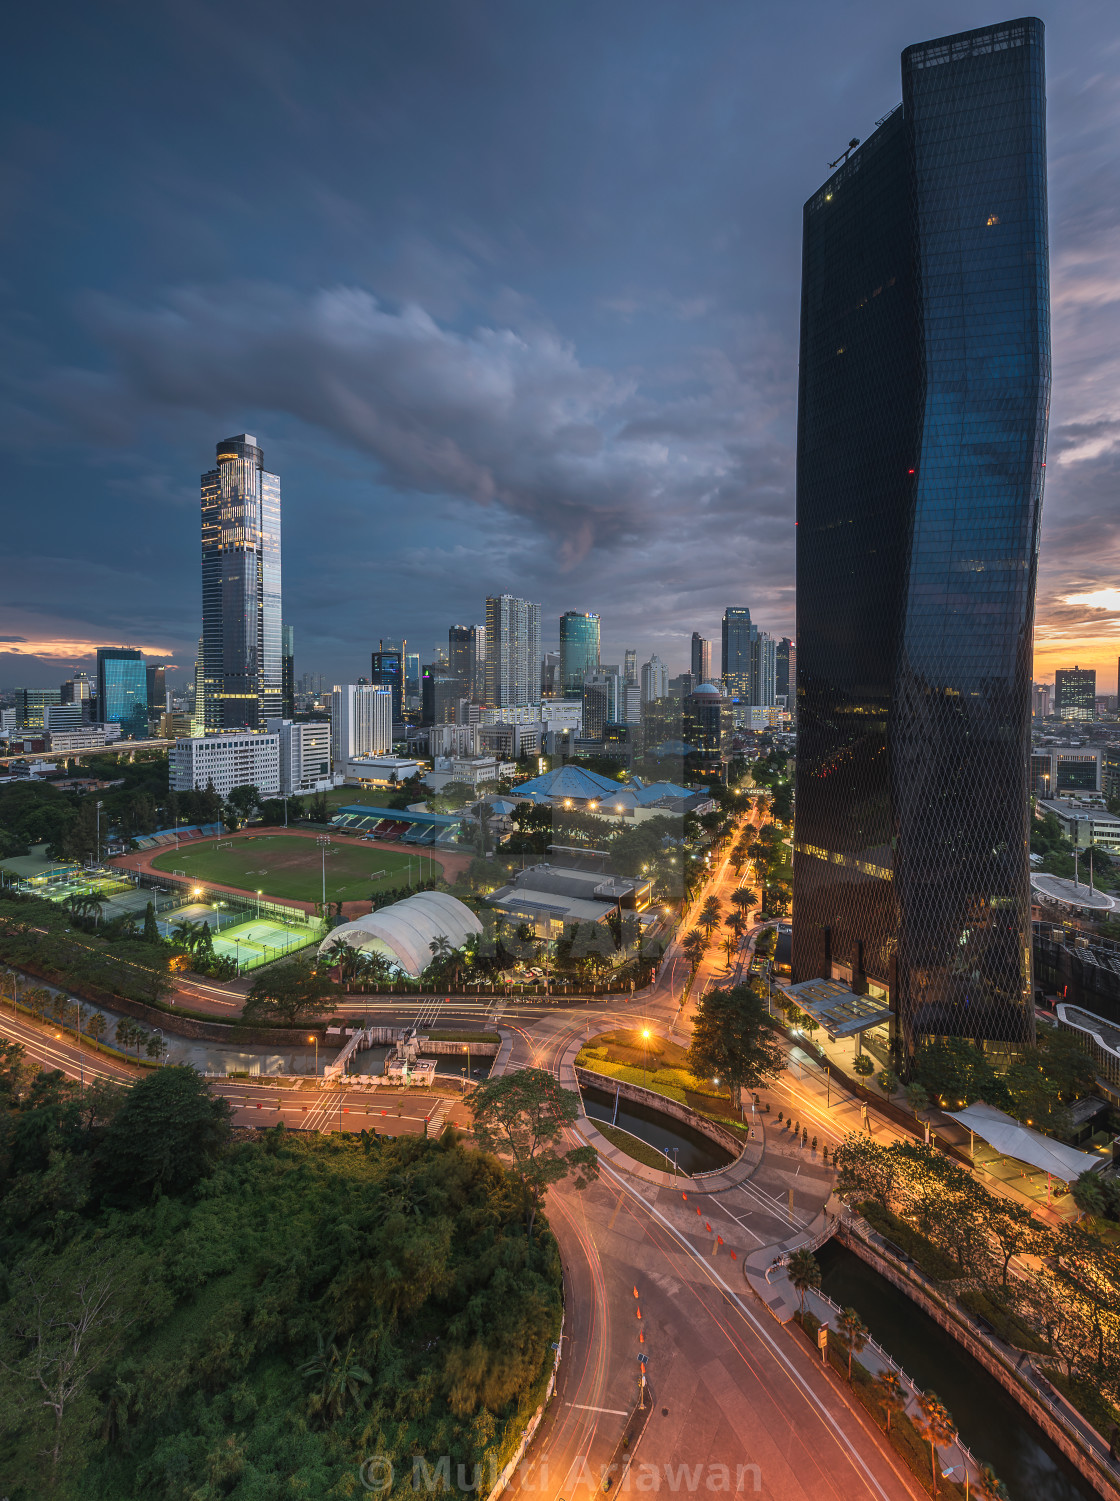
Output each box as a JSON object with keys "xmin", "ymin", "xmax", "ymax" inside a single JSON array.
[
  {"xmin": 200, "ymin": 433, "xmax": 282, "ymax": 731},
  {"xmin": 43, "ymin": 704, "xmax": 84, "ymax": 734},
  {"xmin": 540, "ymin": 651, "xmax": 561, "ymax": 698},
  {"xmin": 1032, "ymin": 681, "xmax": 1053, "ymax": 719},
  {"xmin": 1030, "ymin": 747, "xmax": 1101, "ymax": 798},
  {"xmin": 330, "ymin": 684, "xmax": 393, "ymax": 763},
  {"xmin": 14, "ymin": 687, "xmax": 61, "ymax": 730},
  {"xmin": 668, "ymin": 672, "xmax": 694, "ymax": 699},
  {"xmin": 621, "ymin": 683, "xmax": 642, "ymax": 725},
  {"xmin": 404, "ymin": 652, "xmax": 421, "ymax": 710},
  {"xmin": 559, "ymin": 611, "xmax": 601, "ymax": 696},
  {"xmin": 422, "ymin": 663, "xmax": 459, "ymax": 725},
  {"xmin": 146, "ymin": 664, "xmax": 167, "ymax": 715},
  {"xmin": 59, "ymin": 672, "xmax": 92, "ymax": 705},
  {"xmin": 752, "ymin": 632, "xmax": 777, "ymax": 708},
  {"xmin": 448, "ymin": 624, "xmax": 485, "ymax": 704},
  {"xmin": 1055, "ymin": 666, "xmax": 1095, "ymax": 722},
  {"xmin": 682, "ymin": 683, "xmax": 733, "ymax": 779},
  {"xmin": 371, "ymin": 640, "xmax": 406, "ymax": 722},
  {"xmin": 792, "ymin": 18, "xmax": 1050, "ymax": 1052},
  {"xmin": 641, "ymin": 654, "xmax": 668, "ymax": 704},
  {"xmin": 486, "ymin": 595, "xmax": 542, "ymax": 708},
  {"xmin": 721, "ymin": 608, "xmax": 754, "ymax": 700},
  {"xmin": 624, "ymin": 648, "xmax": 637, "ymax": 685},
  {"xmin": 266, "ymin": 718, "xmax": 332, "ymax": 796},
  {"xmin": 582, "ymin": 670, "xmax": 621, "ymax": 741},
  {"xmin": 690, "ymin": 632, "xmax": 712, "ymax": 684},
  {"xmin": 281, "ymin": 625, "xmax": 295, "ymax": 718},
  {"xmin": 96, "ymin": 648, "xmax": 148, "ymax": 737},
  {"xmin": 776, "ymin": 638, "xmax": 797, "ymax": 713},
  {"xmin": 170, "ymin": 732, "xmax": 280, "ymax": 800}
]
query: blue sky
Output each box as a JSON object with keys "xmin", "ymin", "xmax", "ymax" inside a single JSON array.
[{"xmin": 3, "ymin": 0, "xmax": 1120, "ymax": 691}]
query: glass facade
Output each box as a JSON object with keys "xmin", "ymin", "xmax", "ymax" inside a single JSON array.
[
  {"xmin": 281, "ymin": 624, "xmax": 295, "ymax": 718},
  {"xmin": 721, "ymin": 608, "xmax": 753, "ymax": 701},
  {"xmin": 371, "ymin": 642, "xmax": 405, "ymax": 723},
  {"xmin": 1055, "ymin": 666, "xmax": 1094, "ymax": 721},
  {"xmin": 200, "ymin": 434, "xmax": 283, "ymax": 731},
  {"xmin": 559, "ymin": 611, "xmax": 600, "ymax": 696},
  {"xmin": 793, "ymin": 19, "xmax": 1049, "ymax": 1053},
  {"xmin": 97, "ymin": 648, "xmax": 148, "ymax": 737}
]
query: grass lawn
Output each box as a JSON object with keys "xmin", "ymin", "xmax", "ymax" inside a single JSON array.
[
  {"xmin": 318, "ymin": 787, "xmax": 403, "ymax": 812},
  {"xmin": 576, "ymin": 1029, "xmax": 741, "ymax": 1118},
  {"xmin": 150, "ymin": 834, "xmax": 442, "ymax": 904}
]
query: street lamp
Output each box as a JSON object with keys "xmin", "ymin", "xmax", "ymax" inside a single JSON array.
[
  {"xmin": 463, "ymin": 1040, "xmax": 471, "ymax": 1080},
  {"xmin": 317, "ymin": 835, "xmax": 331, "ymax": 921},
  {"xmin": 308, "ymin": 1034, "xmax": 318, "ymax": 1076},
  {"xmin": 152, "ymin": 1026, "xmax": 165, "ymax": 1066},
  {"xmin": 642, "ymin": 1027, "xmax": 651, "ymax": 1084},
  {"xmin": 256, "ymin": 889, "xmax": 262, "ymax": 920}
]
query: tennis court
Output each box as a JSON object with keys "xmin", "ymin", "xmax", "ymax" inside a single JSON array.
[{"xmin": 211, "ymin": 918, "xmax": 316, "ymax": 968}]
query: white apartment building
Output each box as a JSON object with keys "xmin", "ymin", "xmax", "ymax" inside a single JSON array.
[
  {"xmin": 330, "ymin": 684, "xmax": 392, "ymax": 764},
  {"xmin": 170, "ymin": 732, "xmax": 280, "ymax": 799},
  {"xmin": 267, "ymin": 718, "xmax": 332, "ymax": 795},
  {"xmin": 428, "ymin": 723, "xmax": 480, "ymax": 757}
]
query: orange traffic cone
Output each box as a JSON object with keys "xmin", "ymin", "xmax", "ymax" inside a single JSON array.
[
  {"xmin": 636, "ymin": 1306, "xmax": 642, "ymax": 1319},
  {"xmin": 633, "ymin": 1287, "xmax": 639, "ymax": 1298}
]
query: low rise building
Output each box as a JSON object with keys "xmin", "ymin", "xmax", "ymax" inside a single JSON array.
[
  {"xmin": 1038, "ymin": 798, "xmax": 1120, "ymax": 851},
  {"xmin": 343, "ymin": 755, "xmax": 422, "ymax": 786},
  {"xmin": 267, "ymin": 718, "xmax": 332, "ymax": 795},
  {"xmin": 445, "ymin": 755, "xmax": 516, "ymax": 789}
]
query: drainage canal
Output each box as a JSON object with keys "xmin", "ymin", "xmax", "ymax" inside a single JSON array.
[
  {"xmin": 816, "ymin": 1240, "xmax": 1099, "ymax": 1501},
  {"xmin": 580, "ymin": 1083, "xmax": 735, "ymax": 1176}
]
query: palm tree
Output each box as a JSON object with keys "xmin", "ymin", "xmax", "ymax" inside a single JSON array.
[
  {"xmin": 171, "ymin": 919, "xmax": 201, "ymax": 951},
  {"xmin": 787, "ymin": 1250, "xmax": 821, "ymax": 1315},
  {"xmin": 914, "ymin": 1391, "xmax": 956, "ymax": 1495},
  {"xmin": 428, "ymin": 934, "xmax": 453, "ymax": 969},
  {"xmin": 731, "ymin": 888, "xmax": 757, "ymax": 917},
  {"xmin": 835, "ymin": 1306, "xmax": 869, "ymax": 1382},
  {"xmin": 699, "ymin": 895, "xmax": 721, "ymax": 936},
  {"xmin": 873, "ymin": 1367, "xmax": 905, "ymax": 1435},
  {"xmin": 976, "ymin": 1464, "xmax": 1009, "ymax": 1500},
  {"xmin": 299, "ymin": 1332, "xmax": 372, "ymax": 1423},
  {"xmin": 682, "ymin": 930, "xmax": 707, "ymax": 971},
  {"xmin": 722, "ymin": 933, "xmax": 736, "ymax": 968},
  {"xmin": 85, "ymin": 1012, "xmax": 107, "ymax": 1046}
]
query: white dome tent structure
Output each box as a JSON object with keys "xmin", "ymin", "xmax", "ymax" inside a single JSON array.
[{"xmin": 318, "ymin": 891, "xmax": 482, "ymax": 977}]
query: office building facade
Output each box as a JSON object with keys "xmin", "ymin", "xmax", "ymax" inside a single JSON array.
[
  {"xmin": 170, "ymin": 732, "xmax": 280, "ymax": 800},
  {"xmin": 1055, "ymin": 667, "xmax": 1095, "ymax": 722},
  {"xmin": 486, "ymin": 595, "xmax": 542, "ymax": 707},
  {"xmin": 690, "ymin": 633, "xmax": 712, "ymax": 684},
  {"xmin": 559, "ymin": 611, "xmax": 600, "ymax": 696},
  {"xmin": 793, "ymin": 20, "xmax": 1050, "ymax": 1052},
  {"xmin": 371, "ymin": 640, "xmax": 405, "ymax": 723},
  {"xmin": 266, "ymin": 718, "xmax": 332, "ymax": 796},
  {"xmin": 721, "ymin": 608, "xmax": 753, "ymax": 701},
  {"xmin": 14, "ymin": 688, "xmax": 61, "ymax": 730},
  {"xmin": 97, "ymin": 648, "xmax": 148, "ymax": 736},
  {"xmin": 200, "ymin": 434, "xmax": 282, "ymax": 731},
  {"xmin": 776, "ymin": 638, "xmax": 797, "ymax": 710},
  {"xmin": 641, "ymin": 654, "xmax": 669, "ymax": 704},
  {"xmin": 330, "ymin": 684, "xmax": 393, "ymax": 763},
  {"xmin": 624, "ymin": 648, "xmax": 638, "ymax": 685},
  {"xmin": 281, "ymin": 625, "xmax": 295, "ymax": 718}
]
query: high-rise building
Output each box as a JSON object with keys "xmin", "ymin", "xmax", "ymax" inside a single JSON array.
[
  {"xmin": 624, "ymin": 649, "xmax": 638, "ymax": 685},
  {"xmin": 60, "ymin": 672, "xmax": 92, "ymax": 705},
  {"xmin": 776, "ymin": 638, "xmax": 797, "ymax": 711},
  {"xmin": 330, "ymin": 684, "xmax": 393, "ymax": 763},
  {"xmin": 404, "ymin": 653, "xmax": 421, "ymax": 710},
  {"xmin": 486, "ymin": 595, "xmax": 542, "ymax": 707},
  {"xmin": 751, "ymin": 632, "xmax": 777, "ymax": 708},
  {"xmin": 559, "ymin": 611, "xmax": 600, "ymax": 696},
  {"xmin": 1032, "ymin": 682, "xmax": 1053, "ymax": 719},
  {"xmin": 14, "ymin": 688, "xmax": 61, "ymax": 730},
  {"xmin": 690, "ymin": 632, "xmax": 712, "ymax": 684},
  {"xmin": 582, "ymin": 670, "xmax": 621, "ymax": 741},
  {"xmin": 146, "ymin": 664, "xmax": 167, "ymax": 715},
  {"xmin": 281, "ymin": 625, "xmax": 295, "ymax": 718},
  {"xmin": 1055, "ymin": 667, "xmax": 1095, "ymax": 722},
  {"xmin": 793, "ymin": 19, "xmax": 1049, "ymax": 1053},
  {"xmin": 97, "ymin": 648, "xmax": 148, "ymax": 737},
  {"xmin": 422, "ymin": 663, "xmax": 459, "ymax": 725},
  {"xmin": 266, "ymin": 717, "xmax": 331, "ymax": 796},
  {"xmin": 200, "ymin": 434, "xmax": 282, "ymax": 730},
  {"xmin": 371, "ymin": 640, "xmax": 405, "ymax": 722},
  {"xmin": 540, "ymin": 652, "xmax": 561, "ymax": 698},
  {"xmin": 721, "ymin": 609, "xmax": 754, "ymax": 701},
  {"xmin": 641, "ymin": 654, "xmax": 669, "ymax": 704},
  {"xmin": 449, "ymin": 624, "xmax": 486, "ymax": 704}
]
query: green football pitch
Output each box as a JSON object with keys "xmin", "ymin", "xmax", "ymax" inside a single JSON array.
[{"xmin": 149, "ymin": 835, "xmax": 442, "ymax": 904}]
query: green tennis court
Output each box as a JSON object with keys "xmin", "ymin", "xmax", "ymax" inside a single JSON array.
[{"xmin": 149, "ymin": 834, "xmax": 441, "ymax": 904}]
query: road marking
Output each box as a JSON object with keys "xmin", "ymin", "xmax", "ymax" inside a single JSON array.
[{"xmin": 566, "ymin": 1403, "xmax": 629, "ymax": 1415}]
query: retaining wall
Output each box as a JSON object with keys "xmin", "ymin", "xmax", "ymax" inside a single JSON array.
[
  {"xmin": 836, "ymin": 1220, "xmax": 1120, "ymax": 1501},
  {"xmin": 574, "ymin": 1066, "xmax": 744, "ymax": 1156}
]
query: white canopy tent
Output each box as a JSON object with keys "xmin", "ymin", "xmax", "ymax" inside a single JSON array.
[{"xmin": 947, "ymin": 1101, "xmax": 1101, "ymax": 1183}]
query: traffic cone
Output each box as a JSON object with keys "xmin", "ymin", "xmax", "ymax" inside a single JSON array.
[
  {"xmin": 705, "ymin": 1222, "xmax": 712, "ymax": 1232},
  {"xmin": 639, "ymin": 1330, "xmax": 645, "ymax": 1344},
  {"xmin": 633, "ymin": 1287, "xmax": 639, "ymax": 1298},
  {"xmin": 636, "ymin": 1307, "xmax": 642, "ymax": 1320}
]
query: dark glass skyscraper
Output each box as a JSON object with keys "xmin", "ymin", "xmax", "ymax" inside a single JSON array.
[
  {"xmin": 560, "ymin": 611, "xmax": 600, "ymax": 696},
  {"xmin": 793, "ymin": 19, "xmax": 1050, "ymax": 1053},
  {"xmin": 97, "ymin": 648, "xmax": 148, "ymax": 737},
  {"xmin": 201, "ymin": 434, "xmax": 282, "ymax": 730}
]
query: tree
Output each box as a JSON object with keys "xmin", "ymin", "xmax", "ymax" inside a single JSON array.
[
  {"xmin": 225, "ymin": 784, "xmax": 260, "ymax": 824},
  {"xmin": 873, "ymin": 1366, "xmax": 906, "ymax": 1435},
  {"xmin": 85, "ymin": 1011, "xmax": 107, "ymax": 1046},
  {"xmin": 904, "ymin": 1081, "xmax": 930, "ymax": 1113},
  {"xmin": 298, "ymin": 1331, "xmax": 372, "ymax": 1424},
  {"xmin": 94, "ymin": 1065, "xmax": 232, "ymax": 1205},
  {"xmin": 878, "ymin": 1068, "xmax": 898, "ymax": 1096},
  {"xmin": 682, "ymin": 929, "xmax": 707, "ymax": 971},
  {"xmin": 976, "ymin": 1465, "xmax": 1009, "ymax": 1500},
  {"xmin": 1072, "ymin": 1170, "xmax": 1107, "ymax": 1219},
  {"xmin": 914, "ymin": 1391, "xmax": 956, "ymax": 1495},
  {"xmin": 852, "ymin": 1053, "xmax": 875, "ymax": 1079},
  {"xmin": 731, "ymin": 887, "xmax": 757, "ymax": 916},
  {"xmin": 987, "ymin": 1197, "xmax": 1041, "ymax": 1288},
  {"xmin": 468, "ymin": 1068, "xmax": 599, "ymax": 1236},
  {"xmin": 834, "ymin": 1305, "xmax": 869, "ymax": 1382},
  {"xmin": 698, "ymin": 895, "xmax": 722, "ymax": 936},
  {"xmin": 787, "ymin": 1249, "xmax": 820, "ymax": 1314},
  {"xmin": 687, "ymin": 983, "xmax": 784, "ymax": 1109},
  {"xmin": 242, "ymin": 957, "xmax": 332, "ymax": 1025}
]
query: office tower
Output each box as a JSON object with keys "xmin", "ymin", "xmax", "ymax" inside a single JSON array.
[
  {"xmin": 60, "ymin": 671, "xmax": 92, "ymax": 705},
  {"xmin": 624, "ymin": 649, "xmax": 638, "ymax": 685},
  {"xmin": 486, "ymin": 595, "xmax": 542, "ymax": 707},
  {"xmin": 622, "ymin": 683, "xmax": 642, "ymax": 725},
  {"xmin": 330, "ymin": 684, "xmax": 393, "ymax": 763},
  {"xmin": 690, "ymin": 632, "xmax": 712, "ymax": 684},
  {"xmin": 721, "ymin": 608, "xmax": 754, "ymax": 701},
  {"xmin": 1032, "ymin": 682, "xmax": 1052, "ymax": 719},
  {"xmin": 641, "ymin": 654, "xmax": 669, "ymax": 704},
  {"xmin": 371, "ymin": 639, "xmax": 405, "ymax": 722},
  {"xmin": 1055, "ymin": 667, "xmax": 1095, "ymax": 721},
  {"xmin": 560, "ymin": 611, "xmax": 601, "ymax": 696},
  {"xmin": 683, "ymin": 683, "xmax": 732, "ymax": 780},
  {"xmin": 266, "ymin": 717, "xmax": 331, "ymax": 796},
  {"xmin": 582, "ymin": 670, "xmax": 621, "ymax": 740},
  {"xmin": 776, "ymin": 638, "xmax": 797, "ymax": 710},
  {"xmin": 191, "ymin": 639, "xmax": 204, "ymax": 729},
  {"xmin": 540, "ymin": 652, "xmax": 561, "ymax": 698},
  {"xmin": 200, "ymin": 433, "xmax": 282, "ymax": 730},
  {"xmin": 793, "ymin": 19, "xmax": 1049, "ymax": 1053},
  {"xmin": 281, "ymin": 625, "xmax": 295, "ymax": 718},
  {"xmin": 422, "ymin": 663, "xmax": 459, "ymax": 725},
  {"xmin": 449, "ymin": 625, "xmax": 484, "ymax": 702},
  {"xmin": 15, "ymin": 688, "xmax": 62, "ymax": 729},
  {"xmin": 96, "ymin": 648, "xmax": 148, "ymax": 736},
  {"xmin": 751, "ymin": 632, "xmax": 777, "ymax": 707},
  {"xmin": 146, "ymin": 664, "xmax": 166, "ymax": 716},
  {"xmin": 44, "ymin": 703, "xmax": 84, "ymax": 734}
]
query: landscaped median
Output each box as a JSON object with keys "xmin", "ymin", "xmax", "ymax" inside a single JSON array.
[{"xmin": 575, "ymin": 1028, "xmax": 753, "ymax": 1133}]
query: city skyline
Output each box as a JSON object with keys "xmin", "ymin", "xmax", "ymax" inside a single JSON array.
[{"xmin": 2, "ymin": 1, "xmax": 1119, "ymax": 689}]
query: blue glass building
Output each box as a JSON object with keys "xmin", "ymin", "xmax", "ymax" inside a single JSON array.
[
  {"xmin": 793, "ymin": 19, "xmax": 1050, "ymax": 1053},
  {"xmin": 560, "ymin": 612, "xmax": 600, "ymax": 697},
  {"xmin": 96, "ymin": 648, "xmax": 149, "ymax": 737}
]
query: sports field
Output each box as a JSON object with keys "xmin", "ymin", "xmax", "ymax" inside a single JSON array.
[{"xmin": 149, "ymin": 834, "xmax": 441, "ymax": 904}]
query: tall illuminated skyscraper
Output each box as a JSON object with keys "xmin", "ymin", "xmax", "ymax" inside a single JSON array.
[
  {"xmin": 200, "ymin": 434, "xmax": 282, "ymax": 730},
  {"xmin": 793, "ymin": 19, "xmax": 1050, "ymax": 1052},
  {"xmin": 559, "ymin": 611, "xmax": 600, "ymax": 696},
  {"xmin": 487, "ymin": 596, "xmax": 542, "ymax": 707}
]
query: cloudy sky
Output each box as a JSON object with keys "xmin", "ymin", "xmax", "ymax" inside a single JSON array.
[{"xmin": 2, "ymin": 0, "xmax": 1119, "ymax": 692}]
